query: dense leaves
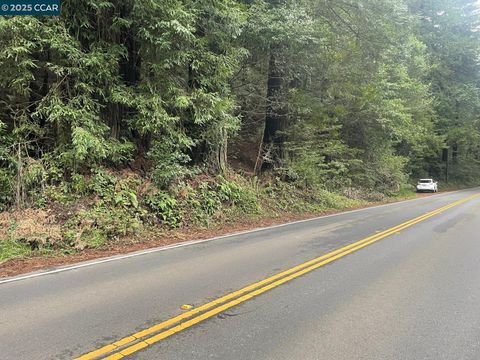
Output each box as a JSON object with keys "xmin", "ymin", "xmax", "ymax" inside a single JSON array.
[{"xmin": 1, "ymin": 0, "xmax": 480, "ymax": 210}]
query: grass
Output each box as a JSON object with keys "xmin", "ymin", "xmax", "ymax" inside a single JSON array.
[{"xmin": 0, "ymin": 239, "xmax": 31, "ymax": 263}]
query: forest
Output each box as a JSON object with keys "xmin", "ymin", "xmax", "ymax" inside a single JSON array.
[{"xmin": 0, "ymin": 0, "xmax": 480, "ymax": 261}]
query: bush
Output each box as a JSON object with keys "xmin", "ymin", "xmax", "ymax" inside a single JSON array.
[
  {"xmin": 351, "ymin": 150, "xmax": 408, "ymax": 195},
  {"xmin": 145, "ymin": 192, "xmax": 181, "ymax": 228},
  {"xmin": 197, "ymin": 182, "xmax": 222, "ymax": 217},
  {"xmin": 89, "ymin": 168, "xmax": 117, "ymax": 200},
  {"xmin": 89, "ymin": 169, "xmax": 144, "ymax": 215},
  {"xmin": 66, "ymin": 206, "xmax": 142, "ymax": 249},
  {"xmin": 217, "ymin": 177, "xmax": 260, "ymax": 213}
]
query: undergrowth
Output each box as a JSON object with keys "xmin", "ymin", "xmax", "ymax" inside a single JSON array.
[{"xmin": 0, "ymin": 168, "xmax": 403, "ymax": 264}]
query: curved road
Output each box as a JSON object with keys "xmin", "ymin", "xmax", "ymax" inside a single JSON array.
[{"xmin": 1, "ymin": 188, "xmax": 480, "ymax": 359}]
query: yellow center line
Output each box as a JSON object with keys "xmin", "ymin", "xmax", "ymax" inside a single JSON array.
[{"xmin": 75, "ymin": 192, "xmax": 480, "ymax": 360}]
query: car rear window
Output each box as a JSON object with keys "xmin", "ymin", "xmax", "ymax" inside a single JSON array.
[{"xmin": 419, "ymin": 180, "xmax": 432, "ymax": 183}]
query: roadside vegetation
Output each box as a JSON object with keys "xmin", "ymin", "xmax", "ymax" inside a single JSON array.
[
  {"xmin": 0, "ymin": 170, "xmax": 370, "ymax": 263},
  {"xmin": 1, "ymin": 0, "xmax": 479, "ymax": 265}
]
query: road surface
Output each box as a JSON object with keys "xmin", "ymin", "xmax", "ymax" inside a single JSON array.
[{"xmin": 1, "ymin": 188, "xmax": 480, "ymax": 360}]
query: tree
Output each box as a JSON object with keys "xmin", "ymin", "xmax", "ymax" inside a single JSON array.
[{"xmin": 409, "ymin": 0, "xmax": 480, "ymax": 182}]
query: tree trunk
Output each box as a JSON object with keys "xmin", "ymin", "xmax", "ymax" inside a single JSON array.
[
  {"xmin": 211, "ymin": 126, "xmax": 228, "ymax": 174},
  {"xmin": 15, "ymin": 143, "xmax": 24, "ymax": 210},
  {"xmin": 261, "ymin": 47, "xmax": 288, "ymax": 171},
  {"xmin": 106, "ymin": 1, "xmax": 141, "ymax": 141}
]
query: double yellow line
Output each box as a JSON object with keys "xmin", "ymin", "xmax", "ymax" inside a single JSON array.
[{"xmin": 76, "ymin": 192, "xmax": 480, "ymax": 360}]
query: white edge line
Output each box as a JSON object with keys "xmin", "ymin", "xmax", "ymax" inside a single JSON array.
[{"xmin": 0, "ymin": 189, "xmax": 469, "ymax": 285}]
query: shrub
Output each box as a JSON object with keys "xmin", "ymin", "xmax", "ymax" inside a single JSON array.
[
  {"xmin": 89, "ymin": 168, "xmax": 117, "ymax": 200},
  {"xmin": 217, "ymin": 178, "xmax": 255, "ymax": 209},
  {"xmin": 145, "ymin": 192, "xmax": 181, "ymax": 228},
  {"xmin": 198, "ymin": 182, "xmax": 222, "ymax": 216},
  {"xmin": 66, "ymin": 206, "xmax": 142, "ymax": 249},
  {"xmin": 89, "ymin": 169, "xmax": 144, "ymax": 215}
]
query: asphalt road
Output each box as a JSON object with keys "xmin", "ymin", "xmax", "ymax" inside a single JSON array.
[{"xmin": 1, "ymin": 188, "xmax": 480, "ymax": 360}]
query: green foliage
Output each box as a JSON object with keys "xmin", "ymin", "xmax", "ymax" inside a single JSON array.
[
  {"xmin": 49, "ymin": 169, "xmax": 147, "ymax": 249},
  {"xmin": 218, "ymin": 177, "xmax": 260, "ymax": 213},
  {"xmin": 66, "ymin": 206, "xmax": 142, "ymax": 248},
  {"xmin": 0, "ymin": 239, "xmax": 32, "ymax": 263},
  {"xmin": 310, "ymin": 188, "xmax": 362, "ymax": 210},
  {"xmin": 218, "ymin": 178, "xmax": 245, "ymax": 203},
  {"xmin": 1, "ymin": 0, "xmax": 480, "ymax": 263},
  {"xmin": 196, "ymin": 182, "xmax": 223, "ymax": 218},
  {"xmin": 89, "ymin": 169, "xmax": 116, "ymax": 200},
  {"xmin": 190, "ymin": 177, "xmax": 259, "ymax": 221},
  {"xmin": 262, "ymin": 179, "xmax": 362, "ymax": 214},
  {"xmin": 407, "ymin": 0, "xmax": 480, "ymax": 181},
  {"xmin": 145, "ymin": 192, "xmax": 181, "ymax": 228},
  {"xmin": 0, "ymin": 169, "xmax": 13, "ymax": 211},
  {"xmin": 148, "ymin": 137, "xmax": 193, "ymax": 189},
  {"xmin": 366, "ymin": 151, "xmax": 409, "ymax": 195},
  {"xmin": 144, "ymin": 176, "xmax": 261, "ymax": 227},
  {"xmin": 285, "ymin": 90, "xmax": 355, "ymax": 190},
  {"xmin": 80, "ymin": 229, "xmax": 107, "ymax": 249},
  {"xmin": 1, "ymin": 0, "xmax": 479, "ymax": 212}
]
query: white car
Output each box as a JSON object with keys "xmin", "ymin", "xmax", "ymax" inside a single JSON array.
[{"xmin": 416, "ymin": 179, "xmax": 438, "ymax": 193}]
